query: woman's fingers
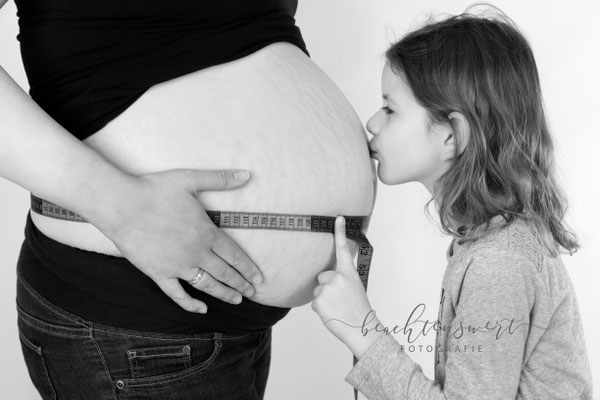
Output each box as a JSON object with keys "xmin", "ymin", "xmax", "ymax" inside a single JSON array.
[
  {"xmin": 163, "ymin": 168, "xmax": 264, "ymax": 300},
  {"xmin": 179, "ymin": 168, "xmax": 252, "ymax": 192},
  {"xmin": 182, "ymin": 168, "xmax": 264, "ymax": 286},
  {"xmin": 172, "ymin": 168, "xmax": 264, "ymax": 285},
  {"xmin": 185, "ymin": 267, "xmax": 244, "ymax": 306},
  {"xmin": 210, "ymin": 228, "xmax": 264, "ymax": 285},
  {"xmin": 199, "ymin": 251, "xmax": 256, "ymax": 299},
  {"xmin": 156, "ymin": 279, "xmax": 208, "ymax": 314}
]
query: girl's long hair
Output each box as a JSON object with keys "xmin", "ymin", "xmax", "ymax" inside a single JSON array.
[{"xmin": 385, "ymin": 8, "xmax": 579, "ymax": 256}]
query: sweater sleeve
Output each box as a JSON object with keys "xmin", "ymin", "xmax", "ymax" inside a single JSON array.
[{"xmin": 345, "ymin": 246, "xmax": 535, "ymax": 400}]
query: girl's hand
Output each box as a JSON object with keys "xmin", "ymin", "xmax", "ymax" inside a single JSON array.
[{"xmin": 312, "ymin": 216, "xmax": 382, "ymax": 356}]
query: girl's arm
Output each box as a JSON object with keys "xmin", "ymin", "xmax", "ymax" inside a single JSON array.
[
  {"xmin": 345, "ymin": 247, "xmax": 532, "ymax": 399},
  {"xmin": 0, "ymin": 63, "xmax": 262, "ymax": 312},
  {"xmin": 313, "ymin": 220, "xmax": 543, "ymax": 400}
]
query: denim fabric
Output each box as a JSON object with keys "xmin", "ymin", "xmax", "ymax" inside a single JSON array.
[{"xmin": 16, "ymin": 274, "xmax": 272, "ymax": 400}]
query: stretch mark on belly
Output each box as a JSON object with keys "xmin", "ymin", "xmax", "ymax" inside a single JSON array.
[{"xmin": 30, "ymin": 193, "xmax": 373, "ymax": 290}]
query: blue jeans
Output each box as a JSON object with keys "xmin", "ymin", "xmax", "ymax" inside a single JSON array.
[{"xmin": 16, "ymin": 274, "xmax": 273, "ymax": 400}]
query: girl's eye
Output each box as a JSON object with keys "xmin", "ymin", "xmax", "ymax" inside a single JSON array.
[{"xmin": 381, "ymin": 106, "xmax": 393, "ymax": 115}]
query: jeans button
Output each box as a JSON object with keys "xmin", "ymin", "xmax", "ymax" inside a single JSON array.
[{"xmin": 116, "ymin": 380, "xmax": 125, "ymax": 389}]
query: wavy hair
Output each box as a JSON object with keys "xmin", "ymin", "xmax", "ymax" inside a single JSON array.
[{"xmin": 385, "ymin": 7, "xmax": 579, "ymax": 256}]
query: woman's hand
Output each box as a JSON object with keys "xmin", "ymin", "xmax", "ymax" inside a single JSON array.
[
  {"xmin": 312, "ymin": 216, "xmax": 384, "ymax": 358},
  {"xmin": 94, "ymin": 169, "xmax": 262, "ymax": 314}
]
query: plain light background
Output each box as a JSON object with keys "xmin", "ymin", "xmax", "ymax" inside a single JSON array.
[{"xmin": 1, "ymin": 0, "xmax": 598, "ymax": 399}]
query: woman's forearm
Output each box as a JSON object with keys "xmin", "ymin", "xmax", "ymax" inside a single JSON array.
[
  {"xmin": 0, "ymin": 65, "xmax": 135, "ymax": 225},
  {"xmin": 0, "ymin": 64, "xmax": 262, "ymax": 309}
]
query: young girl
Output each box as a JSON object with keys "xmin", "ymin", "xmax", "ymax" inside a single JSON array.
[{"xmin": 311, "ymin": 10, "xmax": 593, "ymax": 399}]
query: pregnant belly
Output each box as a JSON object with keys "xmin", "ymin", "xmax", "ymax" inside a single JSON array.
[{"xmin": 31, "ymin": 42, "xmax": 376, "ymax": 307}]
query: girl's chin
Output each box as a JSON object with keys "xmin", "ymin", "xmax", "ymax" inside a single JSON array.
[
  {"xmin": 376, "ymin": 166, "xmax": 415, "ymax": 186},
  {"xmin": 375, "ymin": 165, "xmax": 398, "ymax": 185}
]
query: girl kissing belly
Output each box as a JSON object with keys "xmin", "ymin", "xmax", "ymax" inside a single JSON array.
[{"xmin": 31, "ymin": 42, "xmax": 376, "ymax": 308}]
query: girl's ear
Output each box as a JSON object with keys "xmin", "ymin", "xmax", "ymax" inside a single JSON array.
[{"xmin": 440, "ymin": 112, "xmax": 471, "ymax": 161}]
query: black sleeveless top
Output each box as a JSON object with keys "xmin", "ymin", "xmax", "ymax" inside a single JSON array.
[
  {"xmin": 14, "ymin": 0, "xmax": 308, "ymax": 140},
  {"xmin": 15, "ymin": 1, "xmax": 308, "ymax": 334}
]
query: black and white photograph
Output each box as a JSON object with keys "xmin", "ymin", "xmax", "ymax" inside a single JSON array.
[{"xmin": 0, "ymin": 0, "xmax": 598, "ymax": 399}]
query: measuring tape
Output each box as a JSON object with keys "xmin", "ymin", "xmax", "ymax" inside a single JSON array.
[
  {"xmin": 30, "ymin": 193, "xmax": 373, "ymax": 398},
  {"xmin": 30, "ymin": 193, "xmax": 373, "ymax": 289}
]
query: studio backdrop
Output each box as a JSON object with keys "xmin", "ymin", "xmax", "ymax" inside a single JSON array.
[{"xmin": 0, "ymin": 0, "xmax": 597, "ymax": 398}]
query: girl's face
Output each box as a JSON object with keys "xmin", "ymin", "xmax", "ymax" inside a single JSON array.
[{"xmin": 367, "ymin": 63, "xmax": 449, "ymax": 193}]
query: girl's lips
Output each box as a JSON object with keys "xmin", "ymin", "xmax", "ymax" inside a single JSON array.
[
  {"xmin": 368, "ymin": 141, "xmax": 379, "ymax": 158},
  {"xmin": 369, "ymin": 149, "xmax": 379, "ymax": 160}
]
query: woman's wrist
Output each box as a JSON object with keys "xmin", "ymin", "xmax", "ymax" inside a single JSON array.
[
  {"xmin": 0, "ymin": 64, "xmax": 136, "ymax": 227},
  {"xmin": 77, "ymin": 157, "xmax": 139, "ymax": 235}
]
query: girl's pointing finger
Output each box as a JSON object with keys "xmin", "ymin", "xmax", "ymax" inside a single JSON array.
[{"xmin": 334, "ymin": 216, "xmax": 355, "ymax": 271}]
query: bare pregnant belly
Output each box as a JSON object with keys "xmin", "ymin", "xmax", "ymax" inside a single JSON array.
[{"xmin": 31, "ymin": 42, "xmax": 376, "ymax": 307}]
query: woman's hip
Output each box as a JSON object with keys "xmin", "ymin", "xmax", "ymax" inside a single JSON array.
[{"xmin": 16, "ymin": 275, "xmax": 272, "ymax": 400}]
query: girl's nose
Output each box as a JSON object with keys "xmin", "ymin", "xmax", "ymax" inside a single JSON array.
[{"xmin": 366, "ymin": 112, "xmax": 380, "ymax": 136}]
